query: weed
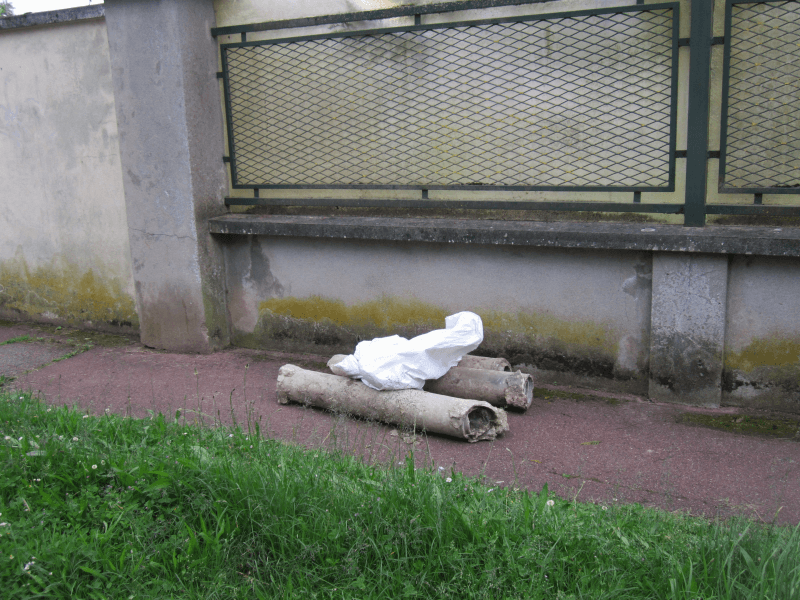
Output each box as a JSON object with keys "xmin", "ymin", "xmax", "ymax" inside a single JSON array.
[{"xmin": 0, "ymin": 336, "xmax": 31, "ymax": 346}]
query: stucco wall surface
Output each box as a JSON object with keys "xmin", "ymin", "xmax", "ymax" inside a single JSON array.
[
  {"xmin": 0, "ymin": 18, "xmax": 138, "ymax": 331},
  {"xmin": 223, "ymin": 237, "xmax": 653, "ymax": 392},
  {"xmin": 724, "ymin": 256, "xmax": 800, "ymax": 411}
]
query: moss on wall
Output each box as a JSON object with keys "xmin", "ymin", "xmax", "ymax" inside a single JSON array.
[
  {"xmin": 480, "ymin": 309, "xmax": 615, "ymax": 352},
  {"xmin": 725, "ymin": 338, "xmax": 800, "ymax": 372},
  {"xmin": 0, "ymin": 256, "xmax": 138, "ymax": 331},
  {"xmin": 251, "ymin": 294, "xmax": 621, "ymax": 379},
  {"xmin": 259, "ymin": 295, "xmax": 448, "ymax": 330},
  {"xmin": 722, "ymin": 336, "xmax": 800, "ymax": 411}
]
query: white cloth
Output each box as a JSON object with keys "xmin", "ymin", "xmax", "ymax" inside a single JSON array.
[{"xmin": 328, "ymin": 311, "xmax": 483, "ymax": 390}]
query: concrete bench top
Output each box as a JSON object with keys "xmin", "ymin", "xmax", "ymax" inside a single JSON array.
[{"xmin": 209, "ymin": 214, "xmax": 800, "ymax": 257}]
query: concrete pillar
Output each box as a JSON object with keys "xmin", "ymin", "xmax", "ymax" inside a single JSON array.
[
  {"xmin": 104, "ymin": 0, "xmax": 229, "ymax": 352},
  {"xmin": 649, "ymin": 254, "xmax": 729, "ymax": 406}
]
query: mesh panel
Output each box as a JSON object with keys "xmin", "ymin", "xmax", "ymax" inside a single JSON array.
[
  {"xmin": 723, "ymin": 1, "xmax": 800, "ymax": 190},
  {"xmin": 223, "ymin": 7, "xmax": 676, "ymax": 189}
]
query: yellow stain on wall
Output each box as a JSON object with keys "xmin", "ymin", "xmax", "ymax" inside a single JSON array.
[
  {"xmin": 480, "ymin": 309, "xmax": 615, "ymax": 352},
  {"xmin": 725, "ymin": 337, "xmax": 800, "ymax": 373},
  {"xmin": 0, "ymin": 256, "xmax": 138, "ymax": 328},
  {"xmin": 258, "ymin": 295, "xmax": 618, "ymax": 353},
  {"xmin": 259, "ymin": 295, "xmax": 447, "ymax": 330}
]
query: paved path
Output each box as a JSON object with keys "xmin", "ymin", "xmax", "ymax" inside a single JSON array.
[{"xmin": 2, "ymin": 321, "xmax": 799, "ymax": 525}]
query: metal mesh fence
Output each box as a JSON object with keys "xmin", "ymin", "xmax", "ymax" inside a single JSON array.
[
  {"xmin": 222, "ymin": 5, "xmax": 677, "ymax": 190},
  {"xmin": 721, "ymin": 0, "xmax": 800, "ymax": 191}
]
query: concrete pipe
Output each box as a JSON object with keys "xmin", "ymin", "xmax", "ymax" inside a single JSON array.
[
  {"xmin": 424, "ymin": 367, "xmax": 533, "ymax": 410},
  {"xmin": 276, "ymin": 364, "xmax": 509, "ymax": 443},
  {"xmin": 457, "ymin": 355, "xmax": 511, "ymax": 372}
]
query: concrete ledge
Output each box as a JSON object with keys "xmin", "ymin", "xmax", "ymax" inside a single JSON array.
[
  {"xmin": 209, "ymin": 215, "xmax": 800, "ymax": 257},
  {"xmin": 0, "ymin": 6, "xmax": 104, "ymax": 30}
]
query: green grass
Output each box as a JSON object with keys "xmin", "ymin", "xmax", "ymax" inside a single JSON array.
[
  {"xmin": 0, "ymin": 336, "xmax": 31, "ymax": 346},
  {"xmin": 1, "ymin": 390, "xmax": 799, "ymax": 599}
]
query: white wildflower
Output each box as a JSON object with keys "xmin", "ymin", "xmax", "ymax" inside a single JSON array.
[
  {"xmin": 546, "ymin": 500, "xmax": 555, "ymax": 507},
  {"xmin": 92, "ymin": 465, "xmax": 97, "ymax": 470},
  {"xmin": 445, "ymin": 477, "xmax": 452, "ymax": 483}
]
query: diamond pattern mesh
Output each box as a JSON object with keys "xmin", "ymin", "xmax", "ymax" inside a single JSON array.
[
  {"xmin": 723, "ymin": 1, "xmax": 800, "ymax": 190},
  {"xmin": 223, "ymin": 7, "xmax": 676, "ymax": 189}
]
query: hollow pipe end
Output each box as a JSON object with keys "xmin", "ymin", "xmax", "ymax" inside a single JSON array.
[
  {"xmin": 464, "ymin": 403, "xmax": 509, "ymax": 442},
  {"xmin": 504, "ymin": 371, "xmax": 534, "ymax": 410}
]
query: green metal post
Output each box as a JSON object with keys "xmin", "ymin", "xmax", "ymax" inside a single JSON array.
[{"xmin": 684, "ymin": 0, "xmax": 714, "ymax": 226}]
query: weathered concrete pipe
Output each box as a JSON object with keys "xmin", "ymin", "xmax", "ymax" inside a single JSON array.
[
  {"xmin": 424, "ymin": 367, "xmax": 533, "ymax": 410},
  {"xmin": 458, "ymin": 355, "xmax": 512, "ymax": 372},
  {"xmin": 276, "ymin": 364, "xmax": 509, "ymax": 443}
]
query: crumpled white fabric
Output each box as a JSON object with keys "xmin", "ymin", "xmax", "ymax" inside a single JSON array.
[{"xmin": 328, "ymin": 311, "xmax": 483, "ymax": 390}]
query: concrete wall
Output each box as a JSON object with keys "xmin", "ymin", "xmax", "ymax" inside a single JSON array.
[
  {"xmin": 1, "ymin": 2, "xmax": 231, "ymax": 353},
  {"xmin": 224, "ymin": 236, "xmax": 652, "ymax": 390},
  {"xmin": 104, "ymin": 0, "xmax": 230, "ymax": 353},
  {"xmin": 724, "ymin": 256, "xmax": 800, "ymax": 412},
  {"xmin": 0, "ymin": 13, "xmax": 138, "ymax": 332}
]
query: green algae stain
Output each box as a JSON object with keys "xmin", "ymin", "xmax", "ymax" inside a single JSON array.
[
  {"xmin": 725, "ymin": 338, "xmax": 800, "ymax": 372},
  {"xmin": 481, "ymin": 309, "xmax": 616, "ymax": 352},
  {"xmin": 677, "ymin": 412, "xmax": 800, "ymax": 440},
  {"xmin": 257, "ymin": 295, "xmax": 619, "ymax": 357},
  {"xmin": 259, "ymin": 296, "xmax": 448, "ymax": 330},
  {"xmin": 0, "ymin": 256, "xmax": 138, "ymax": 329}
]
